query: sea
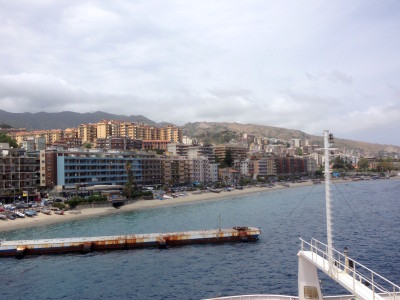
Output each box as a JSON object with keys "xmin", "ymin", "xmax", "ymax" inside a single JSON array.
[{"xmin": 1, "ymin": 179, "xmax": 399, "ymax": 300}]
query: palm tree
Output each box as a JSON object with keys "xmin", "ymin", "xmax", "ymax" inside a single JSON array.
[{"xmin": 124, "ymin": 161, "xmax": 133, "ymax": 199}]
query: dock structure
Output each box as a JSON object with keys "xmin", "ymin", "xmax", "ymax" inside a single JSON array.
[{"xmin": 0, "ymin": 227, "xmax": 260, "ymax": 258}]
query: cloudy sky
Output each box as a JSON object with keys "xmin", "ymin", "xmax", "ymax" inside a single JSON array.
[{"xmin": 1, "ymin": 1, "xmax": 400, "ymax": 145}]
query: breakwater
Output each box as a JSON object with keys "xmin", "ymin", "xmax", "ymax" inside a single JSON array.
[{"xmin": 0, "ymin": 227, "xmax": 260, "ymax": 257}]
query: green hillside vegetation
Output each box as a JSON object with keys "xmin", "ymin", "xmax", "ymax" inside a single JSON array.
[{"xmin": 0, "ymin": 133, "xmax": 18, "ymax": 148}]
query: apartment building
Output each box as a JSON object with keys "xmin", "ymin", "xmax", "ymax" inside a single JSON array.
[
  {"xmin": 78, "ymin": 123, "xmax": 97, "ymax": 143},
  {"xmin": 233, "ymin": 158, "xmax": 252, "ymax": 177},
  {"xmin": 188, "ymin": 145, "xmax": 215, "ymax": 163},
  {"xmin": 219, "ymin": 167, "xmax": 240, "ymax": 183},
  {"xmin": 274, "ymin": 157, "xmax": 306, "ymax": 177},
  {"xmin": 141, "ymin": 156, "xmax": 163, "ymax": 187},
  {"xmin": 142, "ymin": 140, "xmax": 169, "ymax": 150},
  {"xmin": 21, "ymin": 137, "xmax": 46, "ymax": 151},
  {"xmin": 95, "ymin": 137, "xmax": 142, "ymax": 150},
  {"xmin": 187, "ymin": 157, "xmax": 210, "ymax": 185},
  {"xmin": 167, "ymin": 143, "xmax": 189, "ymax": 157},
  {"xmin": 53, "ymin": 149, "xmax": 148, "ymax": 190},
  {"xmin": 252, "ymin": 157, "xmax": 276, "ymax": 177},
  {"xmin": 160, "ymin": 125, "xmax": 182, "ymax": 142},
  {"xmin": 163, "ymin": 157, "xmax": 187, "ymax": 186},
  {"xmin": 96, "ymin": 121, "xmax": 112, "ymax": 139},
  {"xmin": 0, "ymin": 149, "xmax": 40, "ymax": 201},
  {"xmin": 214, "ymin": 145, "xmax": 247, "ymax": 162}
]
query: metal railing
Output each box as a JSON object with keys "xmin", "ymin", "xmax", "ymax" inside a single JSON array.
[{"xmin": 300, "ymin": 238, "xmax": 400, "ymax": 300}]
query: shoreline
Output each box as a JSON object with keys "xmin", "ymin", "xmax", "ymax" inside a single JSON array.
[{"xmin": 0, "ymin": 178, "xmax": 397, "ymax": 233}]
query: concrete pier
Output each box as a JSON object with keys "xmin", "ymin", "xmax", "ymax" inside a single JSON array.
[{"xmin": 0, "ymin": 227, "xmax": 260, "ymax": 258}]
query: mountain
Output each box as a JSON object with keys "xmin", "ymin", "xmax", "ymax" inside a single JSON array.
[
  {"xmin": 1, "ymin": 110, "xmax": 398, "ymax": 156},
  {"xmin": 181, "ymin": 122, "xmax": 400, "ymax": 156},
  {"xmin": 0, "ymin": 110, "xmax": 157, "ymax": 130}
]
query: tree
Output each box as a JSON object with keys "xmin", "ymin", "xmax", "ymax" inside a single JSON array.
[
  {"xmin": 332, "ymin": 156, "xmax": 345, "ymax": 170},
  {"xmin": 123, "ymin": 162, "xmax": 133, "ymax": 199},
  {"xmin": 0, "ymin": 133, "xmax": 18, "ymax": 148},
  {"xmin": 84, "ymin": 143, "xmax": 92, "ymax": 149},
  {"xmin": 296, "ymin": 148, "xmax": 303, "ymax": 156},
  {"xmin": 224, "ymin": 149, "xmax": 233, "ymax": 167},
  {"xmin": 357, "ymin": 158, "xmax": 369, "ymax": 170}
]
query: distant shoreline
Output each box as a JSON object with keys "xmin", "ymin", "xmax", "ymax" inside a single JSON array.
[{"xmin": 1, "ymin": 177, "xmax": 398, "ymax": 234}]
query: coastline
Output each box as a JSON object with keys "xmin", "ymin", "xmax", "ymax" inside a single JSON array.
[{"xmin": 0, "ymin": 178, "xmax": 396, "ymax": 233}]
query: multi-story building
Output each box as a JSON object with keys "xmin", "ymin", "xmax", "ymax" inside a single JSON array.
[
  {"xmin": 233, "ymin": 158, "xmax": 252, "ymax": 177},
  {"xmin": 78, "ymin": 123, "xmax": 97, "ymax": 143},
  {"xmin": 141, "ymin": 156, "xmax": 164, "ymax": 187},
  {"xmin": 63, "ymin": 128, "xmax": 79, "ymax": 140},
  {"xmin": 265, "ymin": 144, "xmax": 287, "ymax": 156},
  {"xmin": 274, "ymin": 157, "xmax": 306, "ymax": 177},
  {"xmin": 167, "ymin": 143, "xmax": 189, "ymax": 157},
  {"xmin": 219, "ymin": 167, "xmax": 240, "ymax": 184},
  {"xmin": 188, "ymin": 145, "xmax": 215, "ymax": 163},
  {"xmin": 214, "ymin": 145, "xmax": 247, "ymax": 163},
  {"xmin": 182, "ymin": 136, "xmax": 196, "ymax": 145},
  {"xmin": 160, "ymin": 125, "xmax": 182, "ymax": 143},
  {"xmin": 52, "ymin": 137, "xmax": 82, "ymax": 149},
  {"xmin": 47, "ymin": 130, "xmax": 63, "ymax": 145},
  {"xmin": 290, "ymin": 139, "xmax": 302, "ymax": 148},
  {"xmin": 142, "ymin": 140, "xmax": 169, "ymax": 151},
  {"xmin": 163, "ymin": 157, "xmax": 187, "ymax": 187},
  {"xmin": 96, "ymin": 120, "xmax": 112, "ymax": 139},
  {"xmin": 305, "ymin": 156, "xmax": 318, "ymax": 176},
  {"xmin": 21, "ymin": 137, "xmax": 46, "ymax": 151},
  {"xmin": 95, "ymin": 137, "xmax": 142, "ymax": 150},
  {"xmin": 187, "ymin": 157, "xmax": 210, "ymax": 185},
  {"xmin": 0, "ymin": 149, "xmax": 40, "ymax": 201},
  {"xmin": 50, "ymin": 149, "xmax": 151, "ymax": 190}
]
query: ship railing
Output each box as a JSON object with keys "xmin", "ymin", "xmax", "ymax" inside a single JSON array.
[{"xmin": 300, "ymin": 238, "xmax": 400, "ymax": 300}]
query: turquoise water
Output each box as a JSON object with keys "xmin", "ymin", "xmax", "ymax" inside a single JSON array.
[{"xmin": 1, "ymin": 180, "xmax": 399, "ymax": 299}]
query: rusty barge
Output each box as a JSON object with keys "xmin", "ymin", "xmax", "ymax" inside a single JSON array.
[{"xmin": 0, "ymin": 226, "xmax": 260, "ymax": 258}]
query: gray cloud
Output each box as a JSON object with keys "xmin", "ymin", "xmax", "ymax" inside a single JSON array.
[{"xmin": 0, "ymin": 1, "xmax": 399, "ymax": 145}]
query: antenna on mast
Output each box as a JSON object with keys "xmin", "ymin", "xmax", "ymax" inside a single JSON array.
[{"xmin": 323, "ymin": 130, "xmax": 334, "ymax": 276}]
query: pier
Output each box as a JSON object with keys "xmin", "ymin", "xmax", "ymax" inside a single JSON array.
[{"xmin": 0, "ymin": 227, "xmax": 260, "ymax": 258}]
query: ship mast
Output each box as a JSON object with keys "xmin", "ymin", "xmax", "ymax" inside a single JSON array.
[{"xmin": 323, "ymin": 130, "xmax": 334, "ymax": 276}]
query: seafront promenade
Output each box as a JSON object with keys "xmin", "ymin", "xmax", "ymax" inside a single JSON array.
[{"xmin": 0, "ymin": 177, "xmax": 397, "ymax": 233}]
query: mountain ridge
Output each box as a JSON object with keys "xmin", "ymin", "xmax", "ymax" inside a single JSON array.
[
  {"xmin": 0, "ymin": 109, "xmax": 157, "ymax": 130},
  {"xmin": 1, "ymin": 110, "xmax": 399, "ymax": 155}
]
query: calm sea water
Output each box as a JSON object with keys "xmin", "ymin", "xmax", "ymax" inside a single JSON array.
[{"xmin": 1, "ymin": 180, "xmax": 399, "ymax": 299}]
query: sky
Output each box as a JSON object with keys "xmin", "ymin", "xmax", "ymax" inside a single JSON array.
[{"xmin": 0, "ymin": 1, "xmax": 400, "ymax": 146}]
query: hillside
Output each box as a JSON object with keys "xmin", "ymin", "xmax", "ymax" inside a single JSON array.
[
  {"xmin": 0, "ymin": 110, "xmax": 157, "ymax": 130},
  {"xmin": 182, "ymin": 122, "xmax": 400, "ymax": 156},
  {"xmin": 1, "ymin": 109, "xmax": 399, "ymax": 156}
]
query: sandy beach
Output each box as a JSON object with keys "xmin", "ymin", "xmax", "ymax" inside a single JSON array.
[{"xmin": 2, "ymin": 177, "xmax": 396, "ymax": 233}]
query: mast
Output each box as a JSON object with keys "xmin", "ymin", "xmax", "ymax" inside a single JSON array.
[{"xmin": 323, "ymin": 130, "xmax": 334, "ymax": 276}]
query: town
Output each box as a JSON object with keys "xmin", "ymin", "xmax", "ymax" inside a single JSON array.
[{"xmin": 0, "ymin": 119, "xmax": 399, "ymax": 204}]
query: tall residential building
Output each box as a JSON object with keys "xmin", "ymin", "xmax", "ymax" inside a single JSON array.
[
  {"xmin": 188, "ymin": 145, "xmax": 215, "ymax": 163},
  {"xmin": 96, "ymin": 120, "xmax": 112, "ymax": 139},
  {"xmin": 78, "ymin": 123, "xmax": 97, "ymax": 143},
  {"xmin": 167, "ymin": 143, "xmax": 189, "ymax": 157},
  {"xmin": 0, "ymin": 149, "xmax": 40, "ymax": 201},
  {"xmin": 187, "ymin": 157, "xmax": 210, "ymax": 185},
  {"xmin": 214, "ymin": 145, "xmax": 247, "ymax": 163},
  {"xmin": 163, "ymin": 157, "xmax": 187, "ymax": 186}
]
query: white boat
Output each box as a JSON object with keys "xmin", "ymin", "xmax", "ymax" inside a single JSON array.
[
  {"xmin": 206, "ymin": 130, "xmax": 400, "ymax": 300},
  {"xmin": 14, "ymin": 211, "xmax": 25, "ymax": 218}
]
